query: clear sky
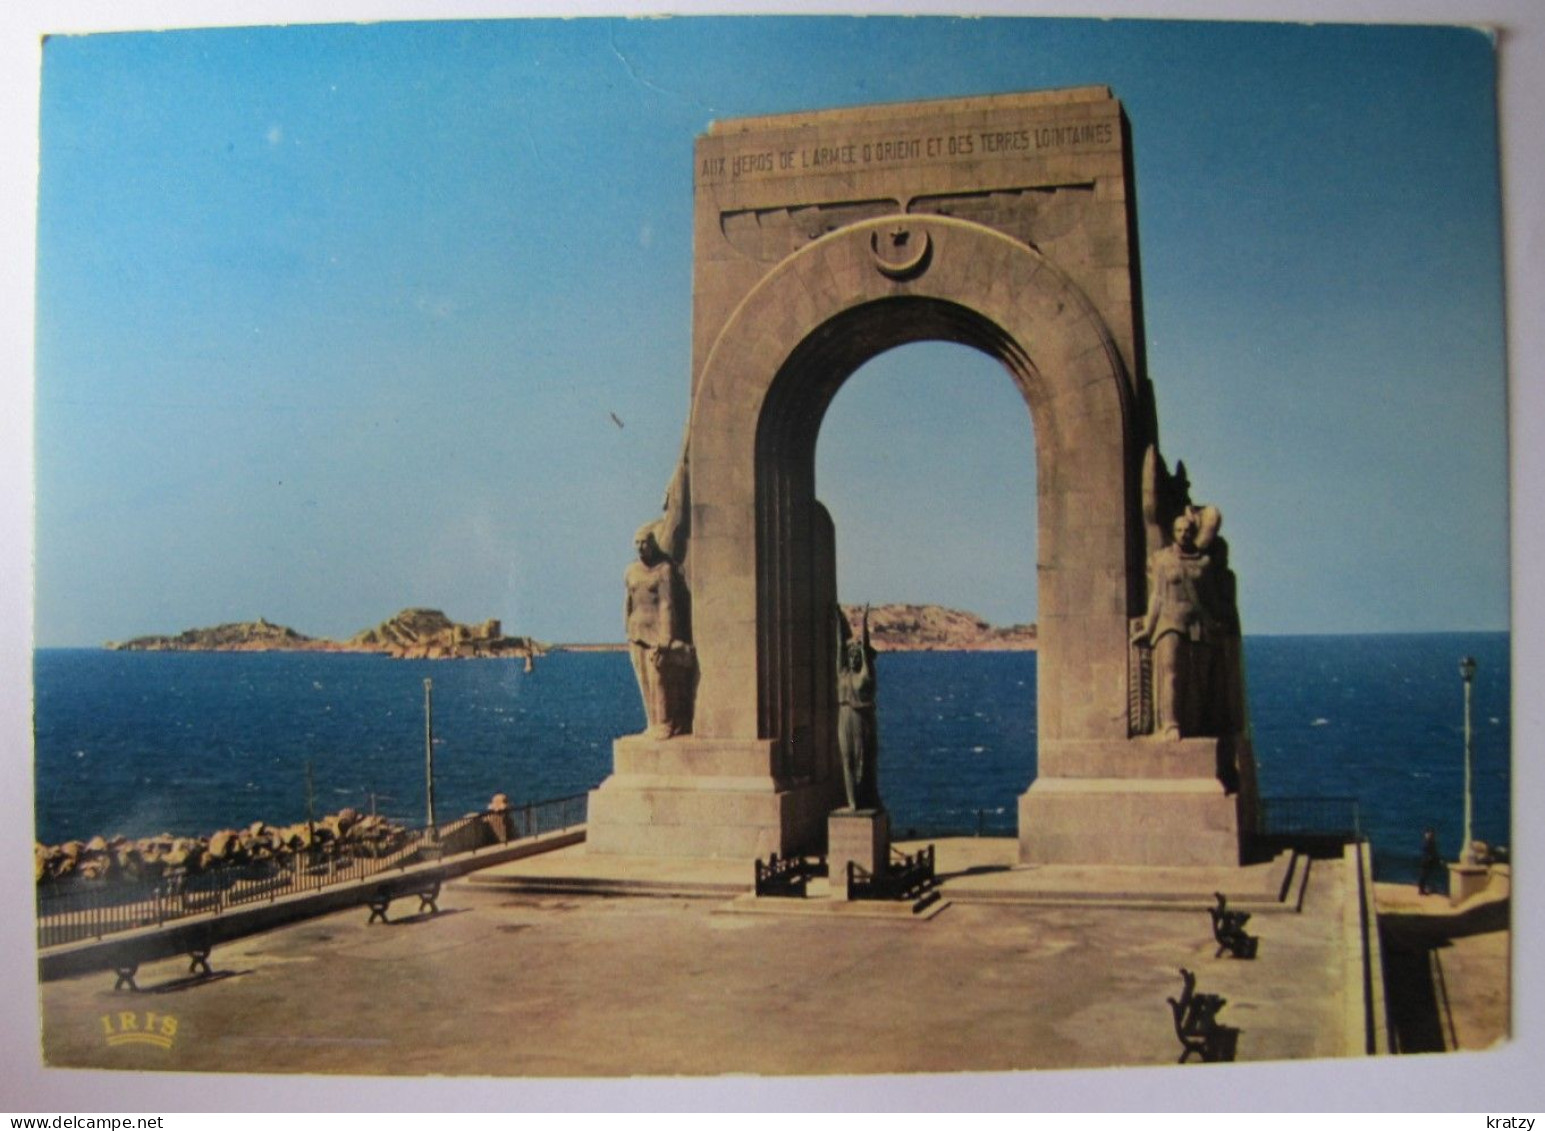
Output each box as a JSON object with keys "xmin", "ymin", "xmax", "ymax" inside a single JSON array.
[{"xmin": 31, "ymin": 16, "xmax": 1508, "ymax": 644}]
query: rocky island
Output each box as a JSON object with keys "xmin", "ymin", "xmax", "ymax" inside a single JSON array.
[
  {"xmin": 106, "ymin": 608, "xmax": 542, "ymax": 661},
  {"xmin": 106, "ymin": 604, "xmax": 1032, "ymax": 657},
  {"xmin": 843, "ymin": 603, "xmax": 1037, "ymax": 652}
]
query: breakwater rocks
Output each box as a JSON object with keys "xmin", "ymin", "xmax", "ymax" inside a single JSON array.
[
  {"xmin": 106, "ymin": 608, "xmax": 543, "ymax": 661},
  {"xmin": 34, "ymin": 808, "xmax": 409, "ymax": 888}
]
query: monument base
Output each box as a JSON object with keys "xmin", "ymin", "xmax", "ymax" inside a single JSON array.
[
  {"xmin": 586, "ymin": 734, "xmax": 836, "ymax": 859},
  {"xmin": 1019, "ymin": 737, "xmax": 1256, "ymax": 867},
  {"xmin": 828, "ymin": 809, "xmax": 891, "ymax": 898},
  {"xmin": 1447, "ymin": 861, "xmax": 1490, "ymax": 906}
]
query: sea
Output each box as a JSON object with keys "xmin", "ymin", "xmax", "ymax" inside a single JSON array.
[{"xmin": 31, "ymin": 634, "xmax": 1511, "ymax": 884}]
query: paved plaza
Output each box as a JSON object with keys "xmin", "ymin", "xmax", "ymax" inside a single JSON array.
[{"xmin": 38, "ymin": 838, "xmax": 1394, "ymax": 1078}]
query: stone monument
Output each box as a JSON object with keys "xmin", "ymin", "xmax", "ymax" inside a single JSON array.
[
  {"xmin": 625, "ymin": 522, "xmax": 694, "ymax": 739},
  {"xmin": 828, "ymin": 604, "xmax": 889, "ymax": 895},
  {"xmin": 587, "ymin": 87, "xmax": 1258, "ymax": 865},
  {"xmin": 834, "ymin": 604, "xmax": 880, "ymax": 811}
]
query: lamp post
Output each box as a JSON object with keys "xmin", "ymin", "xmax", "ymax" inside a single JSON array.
[
  {"xmin": 1459, "ymin": 656, "xmax": 1476, "ymax": 865},
  {"xmin": 424, "ymin": 677, "xmax": 438, "ymax": 841},
  {"xmin": 305, "ymin": 758, "xmax": 316, "ymax": 849}
]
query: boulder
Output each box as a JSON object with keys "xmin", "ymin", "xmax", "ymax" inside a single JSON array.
[
  {"xmin": 113, "ymin": 845, "xmax": 144, "ymax": 877},
  {"xmin": 208, "ymin": 829, "xmax": 241, "ymax": 861}
]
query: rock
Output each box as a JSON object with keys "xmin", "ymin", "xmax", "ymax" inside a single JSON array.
[
  {"xmin": 207, "ymin": 829, "xmax": 241, "ymax": 861},
  {"xmin": 838, "ymin": 604, "xmax": 1038, "ymax": 652},
  {"xmin": 105, "ymin": 609, "xmax": 538, "ymax": 660},
  {"xmin": 108, "ymin": 619, "xmax": 321, "ymax": 653},
  {"xmin": 114, "ymin": 845, "xmax": 143, "ymax": 875}
]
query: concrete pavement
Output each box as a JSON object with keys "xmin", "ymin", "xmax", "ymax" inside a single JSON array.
[{"xmin": 38, "ymin": 836, "xmax": 1383, "ymax": 1077}]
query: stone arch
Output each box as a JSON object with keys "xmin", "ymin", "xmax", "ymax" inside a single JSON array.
[
  {"xmin": 589, "ymin": 91, "xmax": 1255, "ymax": 866},
  {"xmin": 686, "ymin": 216, "xmax": 1145, "ymax": 780}
]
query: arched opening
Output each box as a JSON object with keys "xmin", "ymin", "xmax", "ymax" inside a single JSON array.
[
  {"xmin": 752, "ymin": 294, "xmax": 1058, "ymax": 810},
  {"xmin": 687, "ymin": 214, "xmax": 1139, "ymax": 756},
  {"xmin": 814, "ymin": 340, "xmax": 1037, "ymax": 835}
]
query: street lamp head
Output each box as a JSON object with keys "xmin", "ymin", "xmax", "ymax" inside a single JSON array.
[{"xmin": 1460, "ymin": 656, "xmax": 1477, "ymax": 682}]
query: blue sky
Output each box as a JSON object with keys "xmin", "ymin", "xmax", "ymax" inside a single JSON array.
[{"xmin": 32, "ymin": 17, "xmax": 1508, "ymax": 644}]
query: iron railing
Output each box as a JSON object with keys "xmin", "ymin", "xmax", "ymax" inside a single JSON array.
[
  {"xmin": 36, "ymin": 791, "xmax": 589, "ymax": 949},
  {"xmin": 1255, "ymin": 795, "xmax": 1362, "ymax": 840}
]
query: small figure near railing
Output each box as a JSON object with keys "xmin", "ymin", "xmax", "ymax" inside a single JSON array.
[
  {"xmin": 1209, "ymin": 892, "xmax": 1257, "ymax": 959},
  {"xmin": 1167, "ymin": 967, "xmax": 1236, "ymax": 1063},
  {"xmin": 1417, "ymin": 826, "xmax": 1443, "ymax": 896}
]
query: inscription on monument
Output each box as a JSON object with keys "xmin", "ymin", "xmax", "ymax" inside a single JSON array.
[{"xmin": 700, "ymin": 119, "xmax": 1117, "ymax": 183}]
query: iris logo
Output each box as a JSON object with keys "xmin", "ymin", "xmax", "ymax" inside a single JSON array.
[{"xmin": 99, "ymin": 1010, "xmax": 178, "ymax": 1050}]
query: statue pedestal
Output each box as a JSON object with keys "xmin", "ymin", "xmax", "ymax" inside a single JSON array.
[
  {"xmin": 1020, "ymin": 737, "xmax": 1257, "ymax": 867},
  {"xmin": 828, "ymin": 808, "xmax": 890, "ymax": 899},
  {"xmin": 1447, "ymin": 861, "xmax": 1490, "ymax": 906},
  {"xmin": 586, "ymin": 734, "xmax": 836, "ymax": 859}
]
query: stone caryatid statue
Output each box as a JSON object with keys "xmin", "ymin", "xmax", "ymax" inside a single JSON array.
[
  {"xmin": 1132, "ymin": 510, "xmax": 1231, "ymax": 740},
  {"xmin": 625, "ymin": 521, "xmax": 695, "ymax": 738},
  {"xmin": 835, "ymin": 604, "xmax": 880, "ymax": 810}
]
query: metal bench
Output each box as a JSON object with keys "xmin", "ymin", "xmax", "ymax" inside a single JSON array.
[
  {"xmin": 1209, "ymin": 892, "xmax": 1258, "ymax": 959},
  {"xmin": 366, "ymin": 878, "xmax": 441, "ymax": 924},
  {"xmin": 1167, "ymin": 967, "xmax": 1229, "ymax": 1063}
]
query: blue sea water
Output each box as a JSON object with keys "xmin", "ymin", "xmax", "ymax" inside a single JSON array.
[{"xmin": 32, "ymin": 634, "xmax": 1510, "ymax": 880}]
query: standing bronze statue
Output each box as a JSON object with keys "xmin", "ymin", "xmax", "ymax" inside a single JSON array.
[
  {"xmin": 625, "ymin": 522, "xmax": 694, "ymax": 738},
  {"xmin": 1132, "ymin": 511, "xmax": 1228, "ymax": 740},
  {"xmin": 835, "ymin": 604, "xmax": 880, "ymax": 810}
]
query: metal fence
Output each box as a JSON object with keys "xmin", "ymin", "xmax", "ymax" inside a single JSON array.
[
  {"xmin": 1255, "ymin": 796, "xmax": 1362, "ymax": 840},
  {"xmin": 36, "ymin": 791, "xmax": 589, "ymax": 949},
  {"xmin": 506, "ymin": 792, "xmax": 589, "ymax": 839}
]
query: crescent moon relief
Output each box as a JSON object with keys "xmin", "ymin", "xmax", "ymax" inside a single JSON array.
[{"xmin": 870, "ymin": 226, "xmax": 932, "ymax": 280}]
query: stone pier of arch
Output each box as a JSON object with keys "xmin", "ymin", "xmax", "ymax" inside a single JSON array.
[{"xmin": 587, "ymin": 88, "xmax": 1258, "ymax": 869}]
